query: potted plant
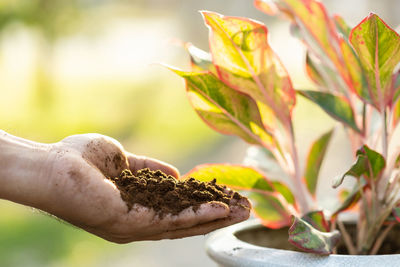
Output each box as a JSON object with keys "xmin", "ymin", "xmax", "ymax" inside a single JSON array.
[{"xmin": 167, "ymin": 0, "xmax": 400, "ymax": 264}]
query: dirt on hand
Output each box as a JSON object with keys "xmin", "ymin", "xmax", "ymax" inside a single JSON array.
[{"xmin": 108, "ymin": 168, "xmax": 245, "ymax": 217}]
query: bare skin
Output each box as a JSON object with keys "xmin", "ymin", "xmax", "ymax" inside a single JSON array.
[{"xmin": 0, "ymin": 131, "xmax": 251, "ymax": 243}]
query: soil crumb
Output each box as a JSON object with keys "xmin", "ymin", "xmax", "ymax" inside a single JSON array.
[{"xmin": 108, "ymin": 168, "xmax": 244, "ymax": 217}]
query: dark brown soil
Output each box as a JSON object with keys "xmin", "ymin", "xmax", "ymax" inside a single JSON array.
[
  {"xmin": 236, "ymin": 223, "xmax": 400, "ymax": 255},
  {"xmin": 108, "ymin": 168, "xmax": 243, "ymax": 217}
]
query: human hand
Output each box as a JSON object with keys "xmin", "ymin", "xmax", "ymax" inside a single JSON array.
[{"xmin": 39, "ymin": 134, "xmax": 250, "ymax": 243}]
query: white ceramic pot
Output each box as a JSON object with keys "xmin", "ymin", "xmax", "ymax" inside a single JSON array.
[{"xmin": 205, "ymin": 219, "xmax": 400, "ymax": 267}]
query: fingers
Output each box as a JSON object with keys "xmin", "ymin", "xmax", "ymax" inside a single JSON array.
[
  {"xmin": 93, "ymin": 201, "xmax": 230, "ymax": 243},
  {"xmin": 154, "ymin": 201, "xmax": 230, "ymax": 233},
  {"xmin": 142, "ymin": 192, "xmax": 251, "ymax": 241},
  {"xmin": 89, "ymin": 195, "xmax": 251, "ymax": 243},
  {"xmin": 122, "ymin": 201, "xmax": 230, "ymax": 239},
  {"xmin": 142, "ymin": 203, "xmax": 251, "ymax": 241},
  {"xmin": 126, "ymin": 152, "xmax": 180, "ymax": 178}
]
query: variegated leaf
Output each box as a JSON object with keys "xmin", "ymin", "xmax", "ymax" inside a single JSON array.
[
  {"xmin": 171, "ymin": 68, "xmax": 276, "ymax": 148},
  {"xmin": 350, "ymin": 13, "xmax": 400, "ymax": 110},
  {"xmin": 301, "ymin": 210, "xmax": 330, "ymax": 232},
  {"xmin": 184, "ymin": 164, "xmax": 274, "ymax": 191},
  {"xmin": 304, "ymin": 129, "xmax": 333, "ymax": 196},
  {"xmin": 288, "ymin": 216, "xmax": 341, "ymax": 254},
  {"xmin": 299, "ymin": 90, "xmax": 360, "ymax": 132},
  {"xmin": 202, "ymin": 11, "xmax": 295, "ymax": 129}
]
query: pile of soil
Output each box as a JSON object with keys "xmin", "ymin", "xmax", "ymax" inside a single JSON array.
[{"xmin": 108, "ymin": 168, "xmax": 242, "ymax": 217}]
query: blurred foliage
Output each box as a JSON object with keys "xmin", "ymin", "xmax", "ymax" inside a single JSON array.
[
  {"xmin": 0, "ymin": 0, "xmax": 86, "ymax": 40},
  {"xmin": 0, "ymin": 1, "xmax": 223, "ymax": 266},
  {"xmin": 0, "ymin": 202, "xmax": 118, "ymax": 267}
]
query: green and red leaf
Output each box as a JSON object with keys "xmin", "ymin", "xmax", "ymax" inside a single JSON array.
[
  {"xmin": 184, "ymin": 164, "xmax": 274, "ymax": 191},
  {"xmin": 358, "ymin": 145, "xmax": 386, "ymax": 177},
  {"xmin": 333, "ymin": 145, "xmax": 385, "ymax": 188},
  {"xmin": 350, "ymin": 13, "xmax": 400, "ymax": 110},
  {"xmin": 393, "ymin": 96, "xmax": 400, "ymax": 127},
  {"xmin": 332, "ymin": 154, "xmax": 367, "ymax": 188},
  {"xmin": 305, "ymin": 52, "xmax": 328, "ymax": 88},
  {"xmin": 331, "ymin": 178, "xmax": 366, "ymax": 218},
  {"xmin": 202, "ymin": 11, "xmax": 295, "ymax": 129},
  {"xmin": 338, "ymin": 189, "xmax": 350, "ymax": 203},
  {"xmin": 171, "ymin": 69, "xmax": 276, "ymax": 149},
  {"xmin": 271, "ymin": 181, "xmax": 296, "ymax": 205},
  {"xmin": 251, "ymin": 192, "xmax": 293, "ymax": 229},
  {"xmin": 299, "ymin": 90, "xmax": 360, "ymax": 133},
  {"xmin": 333, "ymin": 14, "xmax": 352, "ymax": 38},
  {"xmin": 185, "ymin": 163, "xmax": 296, "ymax": 228},
  {"xmin": 288, "ymin": 216, "xmax": 341, "ymax": 254},
  {"xmin": 255, "ymin": 0, "xmax": 361, "ymax": 98},
  {"xmin": 304, "ymin": 129, "xmax": 334, "ymax": 197},
  {"xmin": 301, "ymin": 210, "xmax": 330, "ymax": 232}
]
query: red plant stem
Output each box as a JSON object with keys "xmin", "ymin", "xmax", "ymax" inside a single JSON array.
[
  {"xmin": 370, "ymin": 223, "xmax": 395, "ymax": 255},
  {"xmin": 288, "ymin": 121, "xmax": 310, "ymax": 214},
  {"xmin": 362, "ymin": 207, "xmax": 393, "ymax": 253},
  {"xmin": 382, "ymin": 110, "xmax": 388, "ymax": 159},
  {"xmin": 337, "ymin": 220, "xmax": 357, "ymax": 255}
]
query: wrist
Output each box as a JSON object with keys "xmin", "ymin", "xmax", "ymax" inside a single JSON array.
[{"xmin": 0, "ymin": 131, "xmax": 53, "ymax": 208}]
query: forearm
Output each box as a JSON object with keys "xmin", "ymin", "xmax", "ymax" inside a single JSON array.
[{"xmin": 0, "ymin": 130, "xmax": 52, "ymax": 208}]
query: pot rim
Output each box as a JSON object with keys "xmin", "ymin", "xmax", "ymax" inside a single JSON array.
[{"xmin": 205, "ymin": 219, "xmax": 400, "ymax": 267}]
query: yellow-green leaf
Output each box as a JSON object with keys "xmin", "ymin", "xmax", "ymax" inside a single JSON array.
[
  {"xmin": 271, "ymin": 181, "xmax": 295, "ymax": 205},
  {"xmin": 255, "ymin": 0, "xmax": 358, "ymax": 97},
  {"xmin": 350, "ymin": 13, "xmax": 400, "ymax": 110},
  {"xmin": 185, "ymin": 164, "xmax": 295, "ymax": 229},
  {"xmin": 251, "ymin": 192, "xmax": 292, "ymax": 229},
  {"xmin": 171, "ymin": 68, "xmax": 276, "ymax": 148},
  {"xmin": 305, "ymin": 52, "xmax": 327, "ymax": 88},
  {"xmin": 304, "ymin": 129, "xmax": 333, "ymax": 196},
  {"xmin": 299, "ymin": 90, "xmax": 360, "ymax": 133},
  {"xmin": 184, "ymin": 164, "xmax": 274, "ymax": 191},
  {"xmin": 393, "ymin": 96, "xmax": 400, "ymax": 127},
  {"xmin": 202, "ymin": 11, "xmax": 295, "ymax": 129}
]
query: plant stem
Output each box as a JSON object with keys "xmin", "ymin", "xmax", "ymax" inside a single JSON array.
[
  {"xmin": 382, "ymin": 110, "xmax": 388, "ymax": 159},
  {"xmin": 362, "ymin": 103, "xmax": 367, "ymax": 137},
  {"xmin": 361, "ymin": 207, "xmax": 393, "ymax": 253},
  {"xmin": 370, "ymin": 223, "xmax": 395, "ymax": 255},
  {"xmin": 337, "ymin": 220, "xmax": 357, "ymax": 255},
  {"xmin": 359, "ymin": 183, "xmax": 370, "ymax": 225},
  {"xmin": 370, "ymin": 181, "xmax": 378, "ymax": 222},
  {"xmin": 288, "ymin": 121, "xmax": 310, "ymax": 214}
]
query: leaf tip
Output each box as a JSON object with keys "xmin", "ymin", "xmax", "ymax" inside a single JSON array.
[
  {"xmin": 160, "ymin": 63, "xmax": 184, "ymax": 75},
  {"xmin": 199, "ymin": 10, "xmax": 219, "ymax": 21},
  {"xmin": 332, "ymin": 175, "xmax": 344, "ymax": 189}
]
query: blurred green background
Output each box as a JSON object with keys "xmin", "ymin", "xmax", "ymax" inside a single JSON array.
[{"xmin": 0, "ymin": 0, "xmax": 399, "ymax": 266}]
